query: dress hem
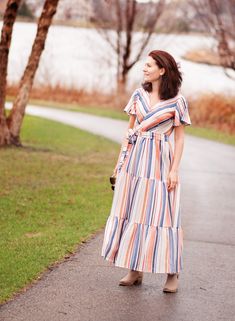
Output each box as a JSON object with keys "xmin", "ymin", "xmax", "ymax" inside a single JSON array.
[{"xmin": 101, "ymin": 255, "xmax": 183, "ymax": 274}]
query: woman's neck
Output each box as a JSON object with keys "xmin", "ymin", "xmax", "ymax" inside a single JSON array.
[{"xmin": 151, "ymin": 81, "xmax": 160, "ymax": 98}]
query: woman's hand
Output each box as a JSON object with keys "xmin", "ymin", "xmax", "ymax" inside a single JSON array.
[
  {"xmin": 126, "ymin": 128, "xmax": 137, "ymax": 144},
  {"xmin": 167, "ymin": 170, "xmax": 179, "ymax": 191},
  {"xmin": 113, "ymin": 114, "xmax": 136, "ymax": 176}
]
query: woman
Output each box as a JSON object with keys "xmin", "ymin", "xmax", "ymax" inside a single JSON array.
[{"xmin": 101, "ymin": 50, "xmax": 191, "ymax": 293}]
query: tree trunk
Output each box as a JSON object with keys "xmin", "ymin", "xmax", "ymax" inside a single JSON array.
[
  {"xmin": 117, "ymin": 67, "xmax": 129, "ymax": 96},
  {"xmin": 117, "ymin": 78, "xmax": 126, "ymax": 96},
  {"xmin": 93, "ymin": 0, "xmax": 165, "ymax": 94},
  {"xmin": 208, "ymin": 0, "xmax": 235, "ymax": 71},
  {"xmin": 7, "ymin": 0, "xmax": 60, "ymax": 146},
  {"xmin": 190, "ymin": 0, "xmax": 235, "ymax": 76},
  {"xmin": 0, "ymin": 0, "xmax": 22, "ymax": 146}
]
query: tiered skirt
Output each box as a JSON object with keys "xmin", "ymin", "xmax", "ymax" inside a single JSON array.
[{"xmin": 101, "ymin": 132, "xmax": 183, "ymax": 274}]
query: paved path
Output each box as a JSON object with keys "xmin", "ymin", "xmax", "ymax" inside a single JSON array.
[
  {"xmin": 1, "ymin": 104, "xmax": 235, "ymax": 321},
  {"xmin": 6, "ymin": 103, "xmax": 128, "ymax": 144}
]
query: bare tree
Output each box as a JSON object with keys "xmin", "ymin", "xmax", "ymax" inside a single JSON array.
[
  {"xmin": 0, "ymin": 0, "xmax": 60, "ymax": 146},
  {"xmin": 189, "ymin": 0, "xmax": 235, "ymax": 77},
  {"xmin": 0, "ymin": 0, "xmax": 22, "ymax": 146},
  {"xmin": 92, "ymin": 0, "xmax": 166, "ymax": 92}
]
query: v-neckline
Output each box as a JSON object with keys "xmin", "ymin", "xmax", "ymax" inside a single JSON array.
[
  {"xmin": 144, "ymin": 90, "xmax": 164, "ymax": 111},
  {"xmin": 143, "ymin": 89, "xmax": 181, "ymax": 112}
]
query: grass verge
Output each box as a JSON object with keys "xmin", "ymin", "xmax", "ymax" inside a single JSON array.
[
  {"xmin": 185, "ymin": 126, "xmax": 235, "ymax": 146},
  {"xmin": 0, "ymin": 115, "xmax": 119, "ymax": 304},
  {"xmin": 6, "ymin": 95, "xmax": 235, "ymax": 146},
  {"xmin": 6, "ymin": 95, "xmax": 128, "ymax": 121}
]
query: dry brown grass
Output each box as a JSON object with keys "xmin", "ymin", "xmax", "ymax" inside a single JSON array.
[
  {"xmin": 189, "ymin": 93, "xmax": 235, "ymax": 134},
  {"xmin": 6, "ymin": 84, "xmax": 129, "ymax": 111},
  {"xmin": 183, "ymin": 49, "xmax": 220, "ymax": 66},
  {"xmin": 7, "ymin": 84, "xmax": 235, "ymax": 135}
]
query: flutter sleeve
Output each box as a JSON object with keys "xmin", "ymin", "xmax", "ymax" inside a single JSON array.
[
  {"xmin": 123, "ymin": 89, "xmax": 138, "ymax": 116},
  {"xmin": 173, "ymin": 95, "xmax": 192, "ymax": 127}
]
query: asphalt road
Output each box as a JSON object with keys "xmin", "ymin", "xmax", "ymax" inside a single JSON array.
[{"xmin": 1, "ymin": 105, "xmax": 235, "ymax": 321}]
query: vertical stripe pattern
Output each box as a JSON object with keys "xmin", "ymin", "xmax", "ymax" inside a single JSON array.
[{"xmin": 101, "ymin": 88, "xmax": 191, "ymax": 273}]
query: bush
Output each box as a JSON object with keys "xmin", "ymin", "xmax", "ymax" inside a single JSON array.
[{"xmin": 189, "ymin": 94, "xmax": 235, "ymax": 134}]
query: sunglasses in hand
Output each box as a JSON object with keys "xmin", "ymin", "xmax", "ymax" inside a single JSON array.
[{"xmin": 109, "ymin": 174, "xmax": 116, "ymax": 191}]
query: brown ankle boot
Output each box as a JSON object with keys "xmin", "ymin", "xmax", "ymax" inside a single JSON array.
[
  {"xmin": 163, "ymin": 273, "xmax": 179, "ymax": 293},
  {"xmin": 119, "ymin": 270, "xmax": 143, "ymax": 286}
]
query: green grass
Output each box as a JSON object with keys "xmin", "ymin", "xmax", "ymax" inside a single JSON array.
[
  {"xmin": 30, "ymin": 99, "xmax": 235, "ymax": 146},
  {"xmin": 6, "ymin": 96, "xmax": 235, "ymax": 146},
  {"xmin": 30, "ymin": 98, "xmax": 128, "ymax": 120},
  {"xmin": 0, "ymin": 116, "xmax": 119, "ymax": 304},
  {"xmin": 6, "ymin": 95, "xmax": 128, "ymax": 121},
  {"xmin": 185, "ymin": 126, "xmax": 235, "ymax": 146}
]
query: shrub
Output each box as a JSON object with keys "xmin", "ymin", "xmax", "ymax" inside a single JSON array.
[{"xmin": 189, "ymin": 93, "xmax": 235, "ymax": 134}]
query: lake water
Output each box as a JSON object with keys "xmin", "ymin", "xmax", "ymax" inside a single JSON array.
[{"xmin": 1, "ymin": 21, "xmax": 234, "ymax": 97}]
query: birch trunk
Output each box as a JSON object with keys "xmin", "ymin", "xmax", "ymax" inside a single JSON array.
[
  {"xmin": 7, "ymin": 0, "xmax": 60, "ymax": 146},
  {"xmin": 0, "ymin": 0, "xmax": 21, "ymax": 146}
]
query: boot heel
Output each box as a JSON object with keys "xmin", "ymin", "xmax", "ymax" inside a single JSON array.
[
  {"xmin": 119, "ymin": 271, "xmax": 143, "ymax": 286},
  {"xmin": 134, "ymin": 276, "xmax": 143, "ymax": 285},
  {"xmin": 163, "ymin": 273, "xmax": 179, "ymax": 293}
]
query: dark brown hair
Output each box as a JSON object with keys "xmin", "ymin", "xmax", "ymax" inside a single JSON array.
[{"xmin": 142, "ymin": 50, "xmax": 182, "ymax": 100}]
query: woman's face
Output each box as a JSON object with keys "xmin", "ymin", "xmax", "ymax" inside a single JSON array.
[{"xmin": 143, "ymin": 56, "xmax": 165, "ymax": 83}]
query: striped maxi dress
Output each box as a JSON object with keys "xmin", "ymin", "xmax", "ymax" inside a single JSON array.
[{"xmin": 101, "ymin": 87, "xmax": 192, "ymax": 274}]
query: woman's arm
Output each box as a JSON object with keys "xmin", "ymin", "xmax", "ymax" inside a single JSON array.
[
  {"xmin": 113, "ymin": 115, "xmax": 136, "ymax": 175},
  {"xmin": 167, "ymin": 125, "xmax": 185, "ymax": 191}
]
